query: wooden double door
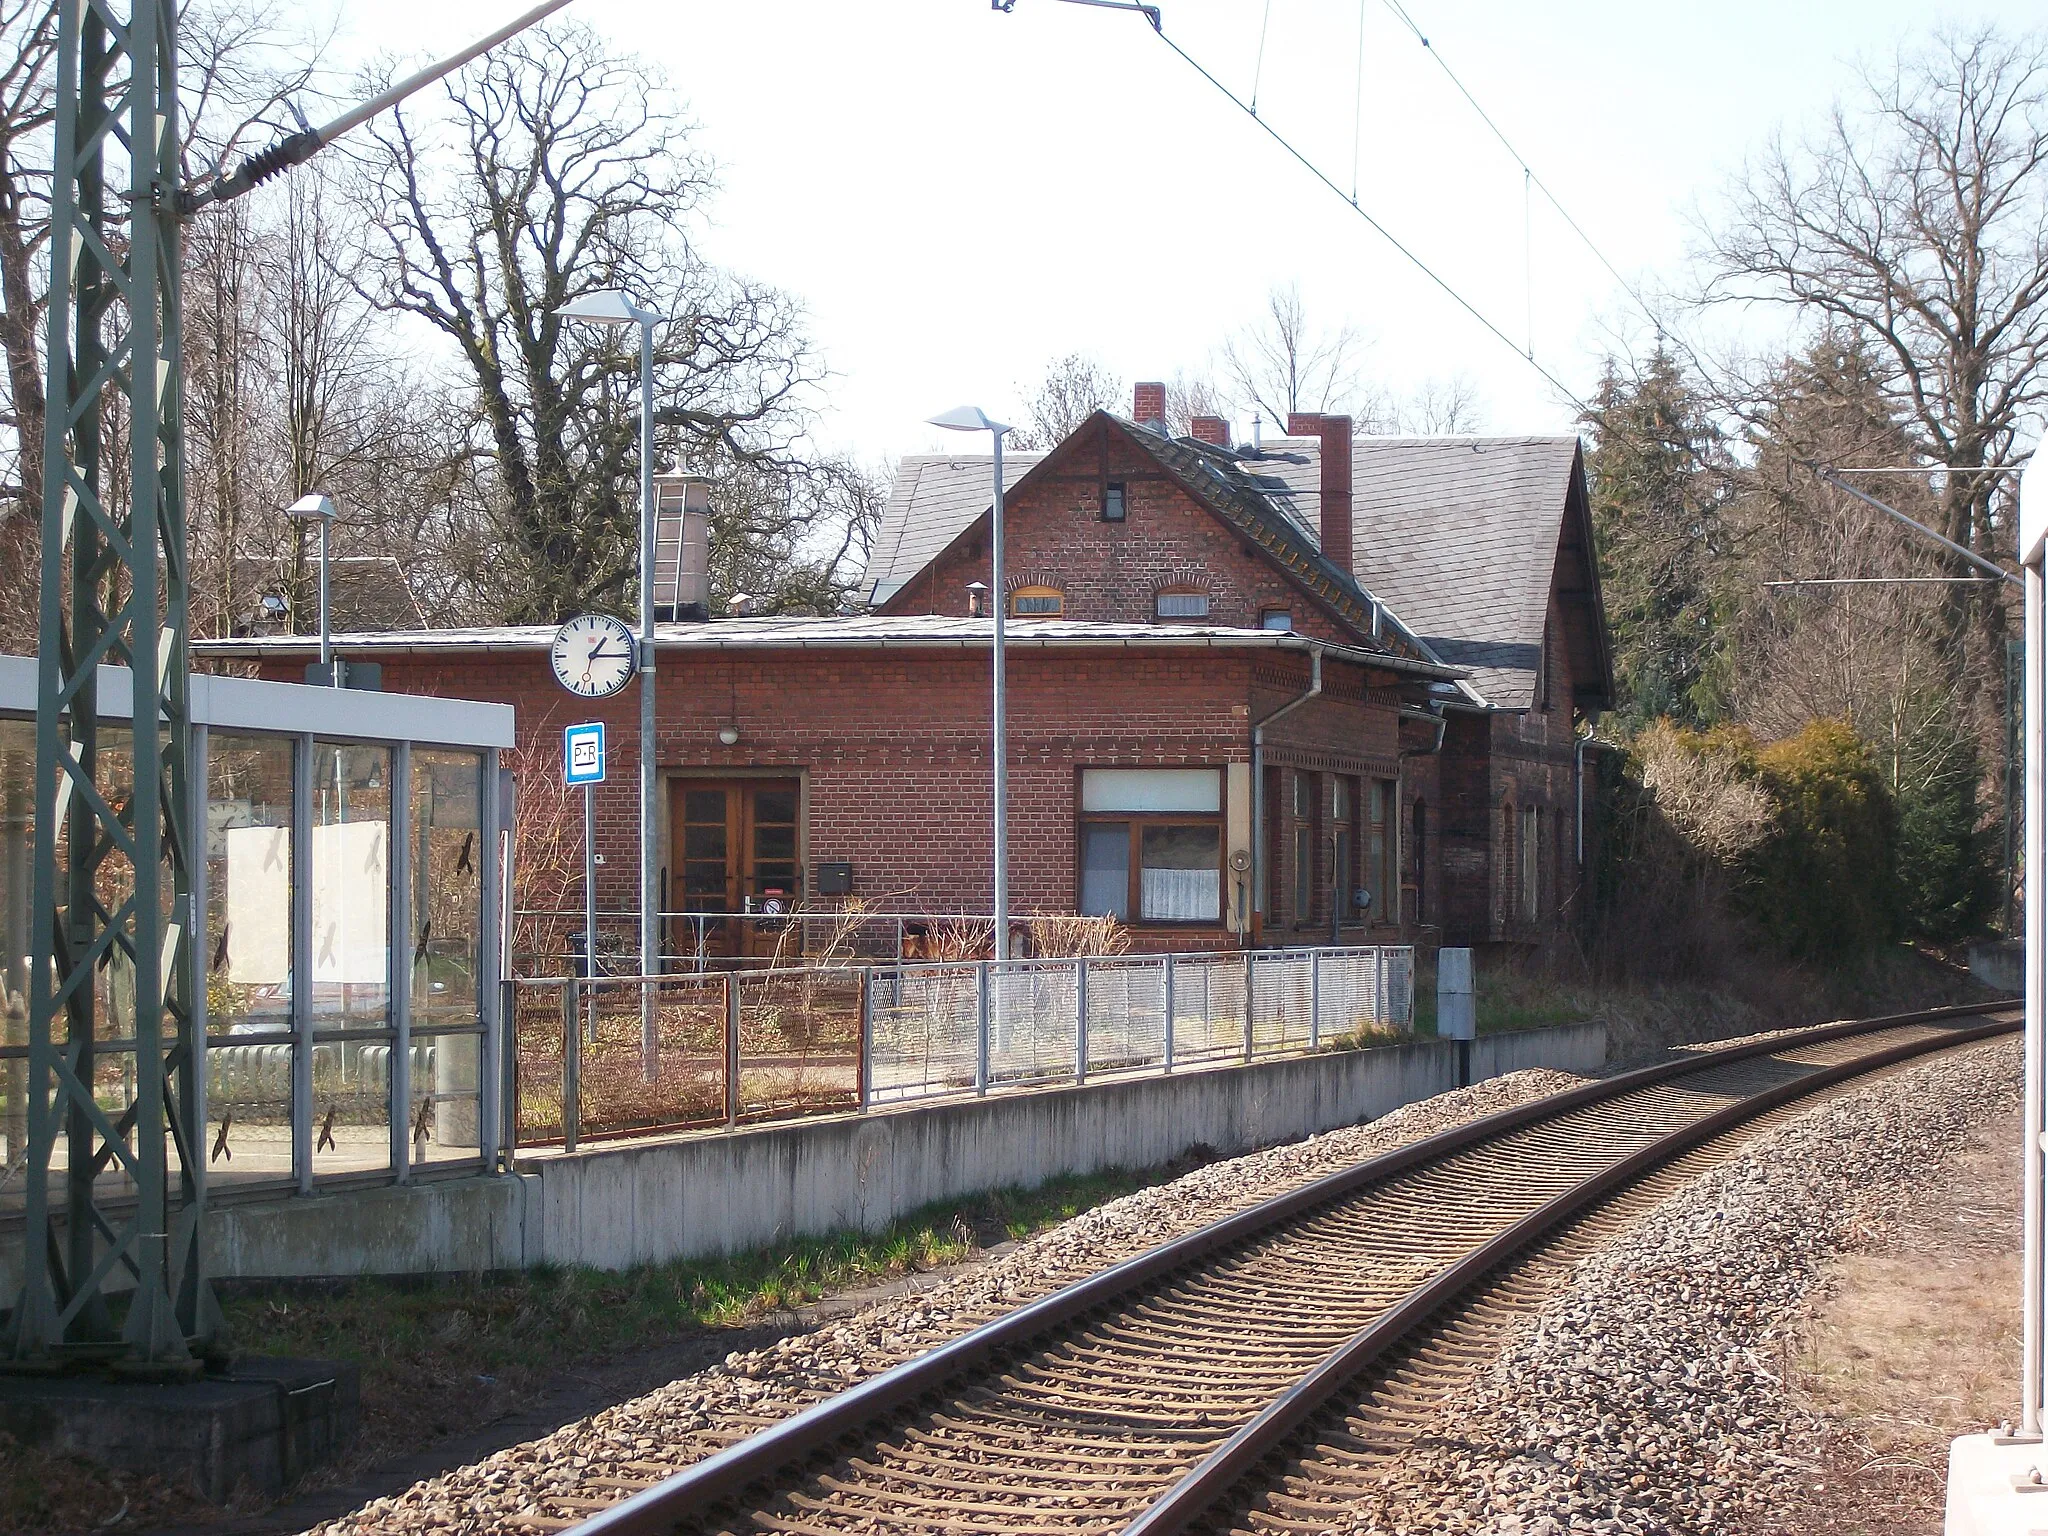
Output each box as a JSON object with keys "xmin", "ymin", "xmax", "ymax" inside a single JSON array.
[{"xmin": 670, "ymin": 778, "xmax": 801, "ymax": 958}]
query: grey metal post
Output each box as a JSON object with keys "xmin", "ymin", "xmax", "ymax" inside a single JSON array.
[
  {"xmin": 2025, "ymin": 546, "xmax": 2045, "ymax": 1435},
  {"xmin": 1309, "ymin": 949, "xmax": 1322, "ymax": 1049},
  {"xmin": 390, "ymin": 741, "xmax": 412, "ymax": 1181},
  {"xmin": 1243, "ymin": 951, "xmax": 1256, "ymax": 1062},
  {"xmin": 561, "ymin": 976, "xmax": 579, "ymax": 1154},
  {"xmin": 1075, "ymin": 957, "xmax": 1088, "ymax": 1084},
  {"xmin": 317, "ymin": 516, "xmax": 334, "ymax": 683},
  {"xmin": 637, "ymin": 314, "xmax": 659, "ymax": 1085},
  {"xmin": 857, "ymin": 968, "xmax": 872, "ymax": 1113},
  {"xmin": 1163, "ymin": 952, "xmax": 1176, "ymax": 1072},
  {"xmin": 991, "ymin": 433, "xmax": 1008, "ymax": 964},
  {"xmin": 189, "ymin": 725, "xmax": 210, "ymax": 1207},
  {"xmin": 724, "ymin": 972, "xmax": 741, "ymax": 1126},
  {"xmin": 293, "ymin": 735, "xmax": 314, "ymax": 1194},
  {"xmin": 975, "ymin": 961, "xmax": 990, "ymax": 1096},
  {"xmin": 582, "ymin": 781, "xmax": 597, "ymax": 1046}
]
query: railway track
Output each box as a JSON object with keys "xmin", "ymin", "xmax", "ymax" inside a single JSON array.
[{"xmin": 526, "ymin": 1003, "xmax": 2015, "ymax": 1536}]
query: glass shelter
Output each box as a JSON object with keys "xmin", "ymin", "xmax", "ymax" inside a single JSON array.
[{"xmin": 0, "ymin": 656, "xmax": 514, "ymax": 1215}]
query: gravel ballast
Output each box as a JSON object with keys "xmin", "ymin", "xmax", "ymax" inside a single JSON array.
[
  {"xmin": 304, "ymin": 1067, "xmax": 1587, "ymax": 1535},
  {"xmin": 1338, "ymin": 1036, "xmax": 2022, "ymax": 1536}
]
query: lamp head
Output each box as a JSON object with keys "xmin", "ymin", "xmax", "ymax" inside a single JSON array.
[
  {"xmin": 555, "ymin": 289, "xmax": 658, "ymax": 326},
  {"xmin": 286, "ymin": 493, "xmax": 336, "ymax": 522},
  {"xmin": 927, "ymin": 405, "xmax": 1011, "ymax": 437}
]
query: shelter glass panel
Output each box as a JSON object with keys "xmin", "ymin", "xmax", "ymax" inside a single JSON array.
[
  {"xmin": 206, "ymin": 735, "xmax": 294, "ymax": 1039},
  {"xmin": 408, "ymin": 1028, "xmax": 482, "ymax": 1169},
  {"xmin": 0, "ymin": 717, "xmax": 25, "ymax": 1181},
  {"xmin": 311, "ymin": 742, "xmax": 393, "ymax": 1179},
  {"xmin": 410, "ymin": 749, "xmax": 485, "ymax": 1033}
]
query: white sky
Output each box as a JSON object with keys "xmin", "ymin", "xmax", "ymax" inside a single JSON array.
[{"xmin": 307, "ymin": 0, "xmax": 2045, "ymax": 465}]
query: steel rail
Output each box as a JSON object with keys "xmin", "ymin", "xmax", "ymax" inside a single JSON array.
[
  {"xmin": 1123, "ymin": 1010, "xmax": 2017, "ymax": 1536},
  {"xmin": 570, "ymin": 1000, "xmax": 2016, "ymax": 1536}
]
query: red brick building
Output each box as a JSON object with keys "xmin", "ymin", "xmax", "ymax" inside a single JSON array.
[{"xmin": 201, "ymin": 385, "xmax": 1611, "ymax": 956}]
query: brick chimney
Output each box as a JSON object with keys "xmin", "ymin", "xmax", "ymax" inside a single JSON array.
[
  {"xmin": 1133, "ymin": 381, "xmax": 1167, "ymax": 425},
  {"xmin": 1317, "ymin": 415, "xmax": 1354, "ymax": 576},
  {"xmin": 1286, "ymin": 412, "xmax": 1321, "ymax": 436},
  {"xmin": 1190, "ymin": 414, "xmax": 1230, "ymax": 447}
]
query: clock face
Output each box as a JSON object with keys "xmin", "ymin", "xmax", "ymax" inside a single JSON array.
[{"xmin": 550, "ymin": 614, "xmax": 637, "ymax": 699}]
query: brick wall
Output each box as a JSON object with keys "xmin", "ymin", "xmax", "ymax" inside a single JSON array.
[
  {"xmin": 250, "ymin": 642, "xmax": 1410, "ymax": 949},
  {"xmin": 881, "ymin": 420, "xmax": 1354, "ymax": 640}
]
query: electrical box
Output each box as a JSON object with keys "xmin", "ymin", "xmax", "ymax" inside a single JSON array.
[
  {"xmin": 815, "ymin": 861, "xmax": 853, "ymax": 897},
  {"xmin": 1437, "ymin": 947, "xmax": 1475, "ymax": 1041}
]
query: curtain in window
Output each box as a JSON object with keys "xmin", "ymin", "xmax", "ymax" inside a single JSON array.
[{"xmin": 1142, "ymin": 868, "xmax": 1220, "ymax": 922}]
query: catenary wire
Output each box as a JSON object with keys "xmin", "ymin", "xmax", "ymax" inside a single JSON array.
[
  {"xmin": 1379, "ymin": 0, "xmax": 1655, "ymax": 322},
  {"xmin": 1143, "ymin": 21, "xmax": 1592, "ymax": 413}
]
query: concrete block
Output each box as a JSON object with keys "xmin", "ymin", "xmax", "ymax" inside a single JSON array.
[
  {"xmin": 0, "ymin": 1357, "xmax": 358, "ymax": 1502},
  {"xmin": 1970, "ymin": 941, "xmax": 2023, "ymax": 996},
  {"xmin": 1944, "ymin": 1431, "xmax": 2048, "ymax": 1534}
]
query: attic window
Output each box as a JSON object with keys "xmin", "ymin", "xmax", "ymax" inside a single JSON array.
[
  {"xmin": 1012, "ymin": 585, "xmax": 1063, "ymax": 617},
  {"xmin": 1102, "ymin": 484, "xmax": 1127, "ymax": 522},
  {"xmin": 1155, "ymin": 591, "xmax": 1210, "ymax": 621},
  {"xmin": 1260, "ymin": 608, "xmax": 1293, "ymax": 632}
]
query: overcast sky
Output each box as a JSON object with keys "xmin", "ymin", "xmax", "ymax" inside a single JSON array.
[{"xmin": 309, "ymin": 0, "xmax": 2044, "ymax": 464}]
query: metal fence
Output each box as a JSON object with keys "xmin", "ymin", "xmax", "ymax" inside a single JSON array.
[{"xmin": 515, "ymin": 945, "xmax": 1412, "ymax": 1148}]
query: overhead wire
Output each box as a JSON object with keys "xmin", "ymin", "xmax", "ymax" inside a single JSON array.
[
  {"xmin": 1249, "ymin": 0, "xmax": 1272, "ymax": 116},
  {"xmin": 1142, "ymin": 20, "xmax": 1592, "ymax": 412},
  {"xmin": 1350, "ymin": 0, "xmax": 1366, "ymax": 205},
  {"xmin": 1377, "ymin": 0, "xmax": 1655, "ymax": 322}
]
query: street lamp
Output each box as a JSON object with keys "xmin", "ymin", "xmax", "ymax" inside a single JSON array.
[
  {"xmin": 927, "ymin": 406, "xmax": 1013, "ymax": 958},
  {"xmin": 286, "ymin": 493, "xmax": 339, "ymax": 687},
  {"xmin": 556, "ymin": 289, "xmax": 663, "ymax": 1031}
]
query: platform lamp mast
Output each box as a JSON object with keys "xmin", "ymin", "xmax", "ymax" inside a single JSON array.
[{"xmin": 6, "ymin": 0, "xmax": 578, "ymax": 1370}]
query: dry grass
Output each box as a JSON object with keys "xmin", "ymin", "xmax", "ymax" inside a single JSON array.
[{"xmin": 1760, "ymin": 1106, "xmax": 2021, "ymax": 1534}]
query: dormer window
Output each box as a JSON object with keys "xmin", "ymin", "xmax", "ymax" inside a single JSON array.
[
  {"xmin": 1155, "ymin": 591, "xmax": 1210, "ymax": 621},
  {"xmin": 1011, "ymin": 585, "xmax": 1064, "ymax": 617},
  {"xmin": 1102, "ymin": 484, "xmax": 1127, "ymax": 522}
]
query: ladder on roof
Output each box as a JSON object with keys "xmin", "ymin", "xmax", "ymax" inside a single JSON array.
[{"xmin": 651, "ymin": 476, "xmax": 705, "ymax": 613}]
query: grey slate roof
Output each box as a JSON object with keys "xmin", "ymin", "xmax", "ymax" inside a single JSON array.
[
  {"xmin": 860, "ymin": 423, "xmax": 1590, "ymax": 709},
  {"xmin": 867, "ymin": 452, "xmax": 1044, "ymax": 603},
  {"xmin": 1348, "ymin": 436, "xmax": 1583, "ymax": 710}
]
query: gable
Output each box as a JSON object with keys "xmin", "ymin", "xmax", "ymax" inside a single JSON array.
[
  {"xmin": 1349, "ymin": 436, "xmax": 1610, "ymax": 711},
  {"xmin": 873, "ymin": 414, "xmax": 1442, "ymax": 663}
]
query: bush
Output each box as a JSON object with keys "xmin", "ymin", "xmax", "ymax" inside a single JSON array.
[
  {"xmin": 1591, "ymin": 717, "xmax": 1901, "ymax": 972},
  {"xmin": 1743, "ymin": 720, "xmax": 1899, "ymax": 960}
]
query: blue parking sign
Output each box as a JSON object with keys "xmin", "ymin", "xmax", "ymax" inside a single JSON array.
[{"xmin": 564, "ymin": 722, "xmax": 606, "ymax": 786}]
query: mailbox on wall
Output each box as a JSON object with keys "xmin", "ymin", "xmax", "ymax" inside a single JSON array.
[{"xmin": 815, "ymin": 861, "xmax": 853, "ymax": 897}]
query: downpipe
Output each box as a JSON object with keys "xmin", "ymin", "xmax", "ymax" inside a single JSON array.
[{"xmin": 1250, "ymin": 647, "xmax": 1323, "ymax": 945}]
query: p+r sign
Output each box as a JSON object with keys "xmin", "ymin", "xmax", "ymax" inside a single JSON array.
[{"xmin": 564, "ymin": 722, "xmax": 606, "ymax": 786}]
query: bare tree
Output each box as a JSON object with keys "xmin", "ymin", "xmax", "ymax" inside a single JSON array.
[
  {"xmin": 1387, "ymin": 376, "xmax": 1484, "ymax": 435},
  {"xmin": 354, "ymin": 24, "xmax": 824, "ymax": 624},
  {"xmin": 1220, "ymin": 282, "xmax": 1373, "ymax": 426},
  {"xmin": 1162, "ymin": 369, "xmax": 1227, "ymax": 437},
  {"xmin": 1695, "ymin": 25, "xmax": 2048, "ymax": 716},
  {"xmin": 1009, "ymin": 352, "xmax": 1120, "ymax": 450}
]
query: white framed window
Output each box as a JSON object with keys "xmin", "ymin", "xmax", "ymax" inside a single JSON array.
[
  {"xmin": 1156, "ymin": 591, "xmax": 1210, "ymax": 620},
  {"xmin": 1078, "ymin": 768, "xmax": 1224, "ymax": 924}
]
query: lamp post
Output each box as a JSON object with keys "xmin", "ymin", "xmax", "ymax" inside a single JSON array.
[
  {"xmin": 557, "ymin": 289, "xmax": 662, "ymax": 1075},
  {"xmin": 286, "ymin": 493, "xmax": 339, "ymax": 686},
  {"xmin": 928, "ymin": 407, "xmax": 1012, "ymax": 958}
]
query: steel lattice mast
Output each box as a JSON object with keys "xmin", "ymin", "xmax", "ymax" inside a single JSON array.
[
  {"xmin": 4, "ymin": 0, "xmax": 206, "ymax": 1368},
  {"xmin": 7, "ymin": 0, "xmax": 578, "ymax": 1369}
]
